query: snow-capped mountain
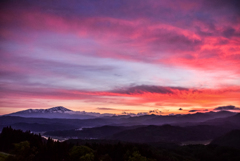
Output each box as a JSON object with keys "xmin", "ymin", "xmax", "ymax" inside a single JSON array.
[
  {"xmin": 17, "ymin": 106, "xmax": 72, "ymax": 114},
  {"xmin": 7, "ymin": 106, "xmax": 114, "ymax": 119}
]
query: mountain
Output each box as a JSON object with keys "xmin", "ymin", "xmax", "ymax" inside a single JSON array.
[
  {"xmin": 98, "ymin": 111, "xmax": 238, "ymax": 127},
  {"xmin": 2, "ymin": 107, "xmax": 239, "ymax": 132},
  {"xmin": 5, "ymin": 106, "xmax": 238, "ymax": 122},
  {"xmin": 10, "ymin": 106, "xmax": 72, "ymax": 114},
  {"xmin": 0, "ymin": 116, "xmax": 122, "ymax": 132},
  {"xmin": 6, "ymin": 106, "xmax": 108, "ymax": 119},
  {"xmin": 211, "ymin": 129, "xmax": 240, "ymax": 149}
]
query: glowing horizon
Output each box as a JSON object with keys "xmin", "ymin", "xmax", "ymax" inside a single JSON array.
[{"xmin": 0, "ymin": 0, "xmax": 240, "ymax": 115}]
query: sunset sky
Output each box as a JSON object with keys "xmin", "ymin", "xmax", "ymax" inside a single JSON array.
[{"xmin": 0, "ymin": 0, "xmax": 240, "ymax": 115}]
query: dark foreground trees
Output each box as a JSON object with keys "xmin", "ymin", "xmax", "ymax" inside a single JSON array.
[{"xmin": 1, "ymin": 127, "xmax": 240, "ymax": 161}]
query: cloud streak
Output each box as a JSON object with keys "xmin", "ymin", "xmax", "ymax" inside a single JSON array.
[{"xmin": 111, "ymin": 85, "xmax": 189, "ymax": 95}]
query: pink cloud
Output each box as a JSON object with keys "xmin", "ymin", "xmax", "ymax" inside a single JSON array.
[
  {"xmin": 1, "ymin": 84, "xmax": 240, "ymax": 111},
  {"xmin": 1, "ymin": 0, "xmax": 240, "ymax": 114}
]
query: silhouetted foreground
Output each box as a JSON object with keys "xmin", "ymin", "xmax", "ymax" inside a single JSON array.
[{"xmin": 0, "ymin": 127, "xmax": 240, "ymax": 161}]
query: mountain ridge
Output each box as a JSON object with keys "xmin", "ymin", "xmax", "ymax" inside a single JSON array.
[
  {"xmin": 4, "ymin": 106, "xmax": 239, "ymax": 121},
  {"xmin": 6, "ymin": 106, "xmax": 113, "ymax": 119},
  {"xmin": 11, "ymin": 106, "xmax": 72, "ymax": 114}
]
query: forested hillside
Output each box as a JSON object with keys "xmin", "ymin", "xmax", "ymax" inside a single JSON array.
[{"xmin": 1, "ymin": 127, "xmax": 240, "ymax": 161}]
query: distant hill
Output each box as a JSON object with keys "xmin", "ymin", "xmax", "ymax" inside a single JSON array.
[
  {"xmin": 200, "ymin": 113, "xmax": 240, "ymax": 129},
  {"xmin": 143, "ymin": 111, "xmax": 237, "ymax": 125},
  {"xmin": 108, "ymin": 124, "xmax": 230, "ymax": 143},
  {"xmin": 0, "ymin": 116, "xmax": 120, "ymax": 132},
  {"xmin": 1, "ymin": 110, "xmax": 239, "ymax": 134},
  {"xmin": 44, "ymin": 125, "xmax": 142, "ymax": 139},
  {"xmin": 211, "ymin": 129, "xmax": 240, "ymax": 149}
]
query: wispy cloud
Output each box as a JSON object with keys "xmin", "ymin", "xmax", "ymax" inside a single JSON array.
[
  {"xmin": 96, "ymin": 107, "xmax": 117, "ymax": 111},
  {"xmin": 111, "ymin": 85, "xmax": 189, "ymax": 95},
  {"xmin": 96, "ymin": 107, "xmax": 132, "ymax": 111}
]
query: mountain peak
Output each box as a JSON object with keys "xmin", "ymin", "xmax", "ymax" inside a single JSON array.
[
  {"xmin": 47, "ymin": 106, "xmax": 72, "ymax": 112},
  {"xmin": 9, "ymin": 106, "xmax": 72, "ymax": 115}
]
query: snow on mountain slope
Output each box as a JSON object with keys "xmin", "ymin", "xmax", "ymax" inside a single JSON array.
[
  {"xmin": 15, "ymin": 106, "xmax": 72, "ymax": 114},
  {"xmin": 6, "ymin": 106, "xmax": 113, "ymax": 119}
]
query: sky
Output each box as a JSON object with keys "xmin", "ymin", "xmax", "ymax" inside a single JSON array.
[{"xmin": 0, "ymin": 0, "xmax": 240, "ymax": 115}]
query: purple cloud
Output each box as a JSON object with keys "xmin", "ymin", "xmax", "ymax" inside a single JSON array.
[
  {"xmin": 189, "ymin": 110, "xmax": 197, "ymax": 112},
  {"xmin": 111, "ymin": 85, "xmax": 188, "ymax": 95},
  {"xmin": 1, "ymin": 0, "xmax": 240, "ymax": 115},
  {"xmin": 214, "ymin": 105, "xmax": 240, "ymax": 111}
]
